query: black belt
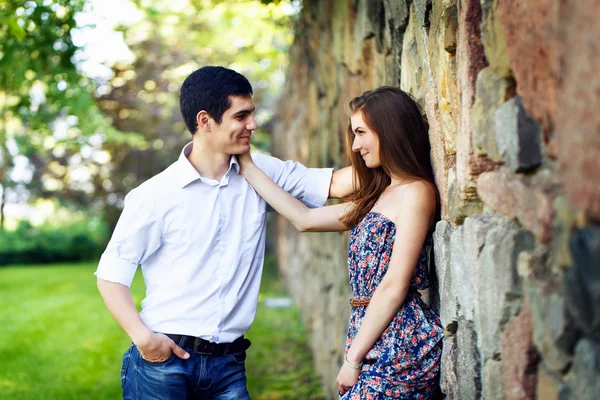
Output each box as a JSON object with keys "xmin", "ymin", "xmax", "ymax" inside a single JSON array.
[{"xmin": 166, "ymin": 334, "xmax": 251, "ymax": 356}]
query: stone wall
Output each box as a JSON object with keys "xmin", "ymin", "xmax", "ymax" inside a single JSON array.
[{"xmin": 271, "ymin": 1, "xmax": 600, "ymax": 399}]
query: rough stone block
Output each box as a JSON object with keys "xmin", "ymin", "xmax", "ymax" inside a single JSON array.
[
  {"xmin": 450, "ymin": 225, "xmax": 471, "ymax": 319},
  {"xmin": 426, "ymin": 89, "xmax": 456, "ymax": 220},
  {"xmin": 536, "ymin": 367, "xmax": 560, "ymax": 400},
  {"xmin": 482, "ymin": 359, "xmax": 505, "ymax": 400},
  {"xmin": 440, "ymin": 335, "xmax": 457, "ymax": 397},
  {"xmin": 428, "ymin": 1, "xmax": 460, "ymax": 158},
  {"xmin": 331, "ymin": 1, "xmax": 349, "ymax": 64},
  {"xmin": 476, "ymin": 219, "xmax": 534, "ymax": 362},
  {"xmin": 462, "ymin": 215, "xmax": 496, "ymax": 262},
  {"xmin": 401, "ymin": 3, "xmax": 433, "ymax": 102},
  {"xmin": 564, "ymin": 227, "xmax": 600, "ymax": 337},
  {"xmin": 471, "ymin": 66, "xmax": 515, "ymax": 161},
  {"xmin": 434, "ymin": 219, "xmax": 457, "ymax": 326},
  {"xmin": 359, "ymin": 37, "xmax": 387, "ymax": 90},
  {"xmin": 517, "ymin": 247, "xmax": 550, "ymax": 280},
  {"xmin": 468, "ymin": 153, "xmax": 499, "ymax": 176},
  {"xmin": 495, "ymin": 96, "xmax": 542, "ymax": 173},
  {"xmin": 480, "ymin": 0, "xmax": 511, "ymax": 77},
  {"xmin": 498, "ymin": 0, "xmax": 558, "ymax": 136},
  {"xmin": 561, "ymin": 339, "xmax": 600, "ymax": 400},
  {"xmin": 342, "ymin": 0, "xmax": 361, "ymax": 75},
  {"xmin": 442, "ymin": 4, "xmax": 458, "ymax": 54},
  {"xmin": 354, "ymin": 0, "xmax": 384, "ymax": 50},
  {"xmin": 556, "ymin": 0, "xmax": 600, "ymax": 219},
  {"xmin": 525, "ymin": 279, "xmax": 573, "ymax": 373},
  {"xmin": 477, "ymin": 167, "xmax": 561, "ymax": 244},
  {"xmin": 442, "ymin": 320, "xmax": 482, "ymax": 400},
  {"xmin": 413, "ymin": 0, "xmax": 431, "ymax": 27},
  {"xmin": 456, "ymin": 319, "xmax": 482, "ymax": 400},
  {"xmin": 384, "ymin": 0, "xmax": 409, "ymax": 31},
  {"xmin": 449, "ymin": 215, "xmax": 511, "ymax": 325},
  {"xmin": 448, "ymin": 166, "xmax": 483, "ymax": 225},
  {"xmin": 456, "ymin": 0, "xmax": 489, "ymax": 205},
  {"xmin": 551, "ymin": 196, "xmax": 585, "ymax": 271},
  {"xmin": 500, "ymin": 301, "xmax": 540, "ymax": 400},
  {"xmin": 421, "ymin": 238, "xmax": 439, "ymax": 311},
  {"xmin": 383, "ymin": 0, "xmax": 409, "ymax": 87}
]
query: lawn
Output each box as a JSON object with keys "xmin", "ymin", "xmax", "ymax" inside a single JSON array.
[{"xmin": 0, "ymin": 257, "xmax": 325, "ymax": 399}]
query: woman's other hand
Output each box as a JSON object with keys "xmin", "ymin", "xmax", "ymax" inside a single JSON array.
[{"xmin": 336, "ymin": 363, "xmax": 360, "ymax": 396}]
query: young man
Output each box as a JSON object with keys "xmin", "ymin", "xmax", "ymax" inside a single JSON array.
[{"xmin": 96, "ymin": 66, "xmax": 352, "ymax": 399}]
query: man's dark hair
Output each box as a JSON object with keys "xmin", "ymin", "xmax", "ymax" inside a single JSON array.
[{"xmin": 180, "ymin": 66, "xmax": 253, "ymax": 134}]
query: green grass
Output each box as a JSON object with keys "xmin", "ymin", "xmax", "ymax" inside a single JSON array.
[{"xmin": 0, "ymin": 258, "xmax": 324, "ymax": 399}]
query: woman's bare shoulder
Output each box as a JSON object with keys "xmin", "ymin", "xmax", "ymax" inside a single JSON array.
[{"xmin": 389, "ymin": 179, "xmax": 437, "ymax": 217}]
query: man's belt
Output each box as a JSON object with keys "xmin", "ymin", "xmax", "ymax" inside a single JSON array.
[{"xmin": 165, "ymin": 334, "xmax": 251, "ymax": 356}]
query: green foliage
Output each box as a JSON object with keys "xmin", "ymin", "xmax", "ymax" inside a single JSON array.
[
  {"xmin": 0, "ymin": 0, "xmax": 298, "ymax": 241},
  {"xmin": 0, "ymin": 0, "xmax": 83, "ymax": 92},
  {"xmin": 92, "ymin": 0, "xmax": 299, "ymax": 230},
  {"xmin": 246, "ymin": 254, "xmax": 326, "ymax": 399},
  {"xmin": 0, "ymin": 0, "xmax": 137, "ymax": 222},
  {"xmin": 0, "ymin": 219, "xmax": 108, "ymax": 266},
  {"xmin": 0, "ymin": 262, "xmax": 324, "ymax": 399},
  {"xmin": 0, "ymin": 0, "xmax": 105, "ymax": 135}
]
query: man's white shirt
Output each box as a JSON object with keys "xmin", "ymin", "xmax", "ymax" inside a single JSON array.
[{"xmin": 96, "ymin": 142, "xmax": 332, "ymax": 343}]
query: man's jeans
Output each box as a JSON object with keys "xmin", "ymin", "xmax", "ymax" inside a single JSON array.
[{"xmin": 121, "ymin": 340, "xmax": 250, "ymax": 400}]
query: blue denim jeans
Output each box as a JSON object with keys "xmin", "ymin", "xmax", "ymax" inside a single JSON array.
[{"xmin": 120, "ymin": 339, "xmax": 250, "ymax": 400}]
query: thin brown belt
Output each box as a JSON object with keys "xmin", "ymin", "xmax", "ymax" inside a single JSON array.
[{"xmin": 349, "ymin": 289, "xmax": 421, "ymax": 308}]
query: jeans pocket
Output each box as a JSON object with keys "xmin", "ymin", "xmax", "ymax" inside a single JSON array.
[
  {"xmin": 139, "ymin": 350, "xmax": 176, "ymax": 366},
  {"xmin": 229, "ymin": 350, "xmax": 247, "ymax": 365},
  {"xmin": 120, "ymin": 343, "xmax": 134, "ymax": 388}
]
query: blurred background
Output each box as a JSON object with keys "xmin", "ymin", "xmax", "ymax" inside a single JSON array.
[
  {"xmin": 0, "ymin": 0, "xmax": 296, "ymax": 264},
  {"xmin": 0, "ymin": 1, "xmax": 326, "ymax": 399}
]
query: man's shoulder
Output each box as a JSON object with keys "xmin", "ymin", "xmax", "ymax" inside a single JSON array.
[
  {"xmin": 131, "ymin": 162, "xmax": 179, "ymax": 196},
  {"xmin": 251, "ymin": 152, "xmax": 277, "ymax": 164},
  {"xmin": 251, "ymin": 152, "xmax": 279, "ymax": 172}
]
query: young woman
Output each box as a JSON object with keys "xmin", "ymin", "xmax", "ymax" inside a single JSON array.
[{"xmin": 239, "ymin": 86, "xmax": 444, "ymax": 399}]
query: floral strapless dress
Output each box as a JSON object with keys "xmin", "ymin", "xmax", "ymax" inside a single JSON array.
[{"xmin": 341, "ymin": 212, "xmax": 444, "ymax": 400}]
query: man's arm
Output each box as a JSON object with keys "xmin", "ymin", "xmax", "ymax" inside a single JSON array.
[
  {"xmin": 97, "ymin": 278, "xmax": 190, "ymax": 362},
  {"xmin": 329, "ymin": 166, "xmax": 355, "ymax": 199},
  {"xmin": 95, "ymin": 187, "xmax": 188, "ymax": 362}
]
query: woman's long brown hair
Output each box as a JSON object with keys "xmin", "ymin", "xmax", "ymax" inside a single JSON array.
[{"xmin": 340, "ymin": 86, "xmax": 438, "ymax": 228}]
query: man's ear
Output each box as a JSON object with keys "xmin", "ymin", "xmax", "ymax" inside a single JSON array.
[{"xmin": 196, "ymin": 110, "xmax": 211, "ymax": 132}]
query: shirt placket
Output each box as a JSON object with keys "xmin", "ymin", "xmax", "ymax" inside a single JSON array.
[{"xmin": 214, "ymin": 171, "xmax": 232, "ymax": 342}]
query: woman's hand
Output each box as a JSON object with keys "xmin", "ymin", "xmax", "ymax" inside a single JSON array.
[
  {"xmin": 336, "ymin": 363, "xmax": 360, "ymax": 396},
  {"xmin": 237, "ymin": 151, "xmax": 254, "ymax": 176}
]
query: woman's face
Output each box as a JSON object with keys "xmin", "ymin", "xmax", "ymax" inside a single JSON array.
[{"xmin": 350, "ymin": 112, "xmax": 381, "ymax": 168}]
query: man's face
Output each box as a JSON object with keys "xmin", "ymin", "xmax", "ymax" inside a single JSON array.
[{"xmin": 209, "ymin": 95, "xmax": 258, "ymax": 155}]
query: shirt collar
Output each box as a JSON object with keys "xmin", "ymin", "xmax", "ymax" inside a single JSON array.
[
  {"xmin": 175, "ymin": 142, "xmax": 240, "ymax": 188},
  {"xmin": 229, "ymin": 154, "xmax": 240, "ymax": 174}
]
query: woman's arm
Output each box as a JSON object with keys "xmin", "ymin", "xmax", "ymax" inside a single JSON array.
[
  {"xmin": 336, "ymin": 182, "xmax": 436, "ymax": 394},
  {"xmin": 240, "ymin": 153, "xmax": 351, "ymax": 232}
]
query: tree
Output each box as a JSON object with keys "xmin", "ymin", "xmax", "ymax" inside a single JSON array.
[
  {"xmin": 95, "ymin": 0, "xmax": 298, "ymax": 229},
  {"xmin": 0, "ymin": 0, "xmax": 140, "ymax": 229},
  {"xmin": 0, "ymin": 0, "xmax": 298, "ymax": 233}
]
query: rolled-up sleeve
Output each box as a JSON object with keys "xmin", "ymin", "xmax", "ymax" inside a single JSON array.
[
  {"xmin": 95, "ymin": 188, "xmax": 162, "ymax": 287},
  {"xmin": 253, "ymin": 154, "xmax": 333, "ymax": 208}
]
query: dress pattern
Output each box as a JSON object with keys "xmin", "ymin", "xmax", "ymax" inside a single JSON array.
[{"xmin": 341, "ymin": 212, "xmax": 444, "ymax": 400}]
